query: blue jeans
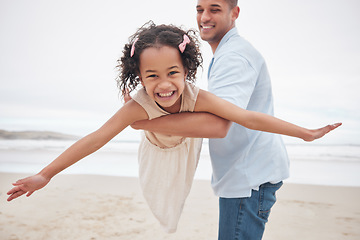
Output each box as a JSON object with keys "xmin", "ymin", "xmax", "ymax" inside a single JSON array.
[{"xmin": 218, "ymin": 181, "xmax": 283, "ymax": 240}]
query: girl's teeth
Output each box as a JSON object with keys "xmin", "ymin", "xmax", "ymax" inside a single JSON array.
[{"xmin": 158, "ymin": 91, "xmax": 174, "ymax": 97}]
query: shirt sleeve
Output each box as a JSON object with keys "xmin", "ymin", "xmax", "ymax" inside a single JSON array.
[{"xmin": 208, "ymin": 52, "xmax": 257, "ymax": 109}]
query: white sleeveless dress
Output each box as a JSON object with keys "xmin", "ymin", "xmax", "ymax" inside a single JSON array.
[{"xmin": 132, "ymin": 82, "xmax": 203, "ymax": 233}]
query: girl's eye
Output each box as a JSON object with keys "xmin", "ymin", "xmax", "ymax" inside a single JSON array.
[
  {"xmin": 169, "ymin": 71, "xmax": 179, "ymax": 76},
  {"xmin": 147, "ymin": 74, "xmax": 157, "ymax": 78}
]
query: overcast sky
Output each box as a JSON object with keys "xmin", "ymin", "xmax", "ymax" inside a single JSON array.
[{"xmin": 1, "ymin": 0, "xmax": 359, "ymax": 144}]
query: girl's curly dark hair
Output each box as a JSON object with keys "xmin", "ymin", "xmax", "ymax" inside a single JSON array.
[{"xmin": 116, "ymin": 21, "xmax": 203, "ymax": 97}]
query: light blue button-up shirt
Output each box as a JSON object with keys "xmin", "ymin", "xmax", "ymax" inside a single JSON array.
[{"xmin": 208, "ymin": 28, "xmax": 290, "ymax": 198}]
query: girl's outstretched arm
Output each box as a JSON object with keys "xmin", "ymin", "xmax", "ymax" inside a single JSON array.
[
  {"xmin": 123, "ymin": 90, "xmax": 231, "ymax": 138},
  {"xmin": 130, "ymin": 112, "xmax": 231, "ymax": 138},
  {"xmin": 7, "ymin": 100, "xmax": 148, "ymax": 201},
  {"xmin": 195, "ymin": 90, "xmax": 341, "ymax": 141}
]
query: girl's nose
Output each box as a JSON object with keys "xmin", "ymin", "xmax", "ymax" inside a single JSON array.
[{"xmin": 158, "ymin": 79, "xmax": 172, "ymax": 89}]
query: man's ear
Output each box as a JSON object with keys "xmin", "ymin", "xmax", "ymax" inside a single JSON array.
[{"xmin": 231, "ymin": 6, "xmax": 240, "ymax": 21}]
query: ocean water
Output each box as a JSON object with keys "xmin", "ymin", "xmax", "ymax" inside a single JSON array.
[{"xmin": 0, "ymin": 138, "xmax": 359, "ymax": 187}]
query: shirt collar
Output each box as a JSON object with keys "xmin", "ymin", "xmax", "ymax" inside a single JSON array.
[
  {"xmin": 214, "ymin": 27, "xmax": 238, "ymax": 56},
  {"xmin": 208, "ymin": 28, "xmax": 238, "ymax": 78}
]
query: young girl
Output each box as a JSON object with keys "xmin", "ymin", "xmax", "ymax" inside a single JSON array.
[{"xmin": 7, "ymin": 22, "xmax": 341, "ymax": 233}]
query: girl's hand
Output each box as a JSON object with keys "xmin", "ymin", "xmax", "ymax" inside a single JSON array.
[
  {"xmin": 7, "ymin": 174, "xmax": 50, "ymax": 201},
  {"xmin": 304, "ymin": 123, "xmax": 342, "ymax": 142}
]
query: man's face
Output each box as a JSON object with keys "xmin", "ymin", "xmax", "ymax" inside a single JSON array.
[{"xmin": 196, "ymin": 0, "xmax": 238, "ymax": 51}]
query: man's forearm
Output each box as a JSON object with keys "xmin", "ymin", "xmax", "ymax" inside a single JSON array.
[{"xmin": 131, "ymin": 112, "xmax": 231, "ymax": 138}]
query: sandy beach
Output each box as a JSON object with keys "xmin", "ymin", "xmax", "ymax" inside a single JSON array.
[{"xmin": 0, "ymin": 173, "xmax": 359, "ymax": 240}]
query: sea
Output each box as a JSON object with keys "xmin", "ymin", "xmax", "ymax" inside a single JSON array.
[{"xmin": 1, "ymin": 132, "xmax": 359, "ymax": 187}]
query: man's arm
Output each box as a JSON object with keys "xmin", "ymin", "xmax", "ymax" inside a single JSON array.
[{"xmin": 131, "ymin": 112, "xmax": 232, "ymax": 138}]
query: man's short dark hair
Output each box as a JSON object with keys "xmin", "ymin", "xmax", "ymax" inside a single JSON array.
[{"xmin": 226, "ymin": 0, "xmax": 238, "ymax": 9}]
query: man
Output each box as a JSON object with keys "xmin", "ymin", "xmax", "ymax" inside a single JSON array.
[
  {"xmin": 195, "ymin": 1, "xmax": 289, "ymax": 239},
  {"xmin": 131, "ymin": 0, "xmax": 289, "ymax": 239}
]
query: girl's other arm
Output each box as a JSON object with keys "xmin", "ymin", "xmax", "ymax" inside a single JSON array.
[
  {"xmin": 7, "ymin": 100, "xmax": 148, "ymax": 201},
  {"xmin": 131, "ymin": 112, "xmax": 231, "ymax": 138},
  {"xmin": 196, "ymin": 90, "xmax": 341, "ymax": 141},
  {"xmin": 123, "ymin": 89, "xmax": 231, "ymax": 138}
]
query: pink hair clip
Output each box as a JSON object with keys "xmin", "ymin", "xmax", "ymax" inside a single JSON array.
[
  {"xmin": 130, "ymin": 38, "xmax": 138, "ymax": 57},
  {"xmin": 179, "ymin": 34, "xmax": 190, "ymax": 53}
]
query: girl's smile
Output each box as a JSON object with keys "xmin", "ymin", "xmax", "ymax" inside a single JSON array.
[
  {"xmin": 157, "ymin": 91, "xmax": 175, "ymax": 98},
  {"xmin": 139, "ymin": 46, "xmax": 187, "ymax": 113}
]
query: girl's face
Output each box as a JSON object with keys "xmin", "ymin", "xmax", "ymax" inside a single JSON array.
[{"xmin": 139, "ymin": 46, "xmax": 187, "ymax": 113}]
